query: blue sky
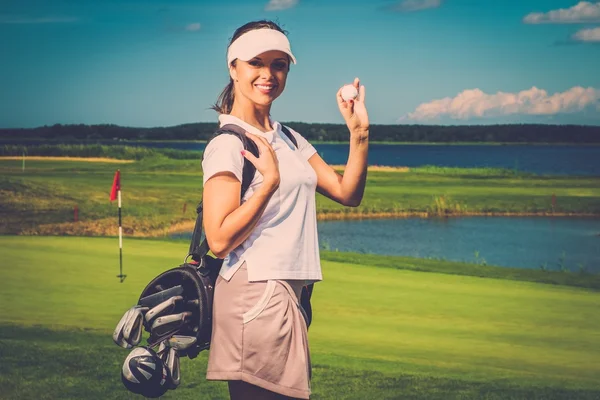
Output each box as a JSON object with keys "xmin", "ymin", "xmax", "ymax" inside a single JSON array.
[{"xmin": 1, "ymin": 0, "xmax": 600, "ymax": 128}]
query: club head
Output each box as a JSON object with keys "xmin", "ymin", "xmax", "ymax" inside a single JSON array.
[
  {"xmin": 113, "ymin": 307, "xmax": 137, "ymax": 348},
  {"xmin": 123, "ymin": 307, "xmax": 148, "ymax": 346},
  {"xmin": 139, "ymin": 285, "xmax": 184, "ymax": 308},
  {"xmin": 145, "ymin": 296, "xmax": 183, "ymax": 324},
  {"xmin": 158, "ymin": 341, "xmax": 167, "ymax": 356},
  {"xmin": 151, "ymin": 311, "xmax": 192, "ymax": 338},
  {"xmin": 165, "ymin": 347, "xmax": 180, "ymax": 389},
  {"xmin": 167, "ymin": 335, "xmax": 197, "ymax": 352},
  {"xmin": 157, "ymin": 340, "xmax": 168, "ymax": 364}
]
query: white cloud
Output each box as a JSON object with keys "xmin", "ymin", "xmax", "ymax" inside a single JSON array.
[
  {"xmin": 185, "ymin": 22, "xmax": 201, "ymax": 32},
  {"xmin": 400, "ymin": 87, "xmax": 600, "ymax": 122},
  {"xmin": 387, "ymin": 0, "xmax": 442, "ymax": 12},
  {"xmin": 523, "ymin": 1, "xmax": 600, "ymax": 24},
  {"xmin": 572, "ymin": 26, "xmax": 600, "ymax": 41},
  {"xmin": 265, "ymin": 0, "xmax": 299, "ymax": 11},
  {"xmin": 0, "ymin": 15, "xmax": 79, "ymax": 24}
]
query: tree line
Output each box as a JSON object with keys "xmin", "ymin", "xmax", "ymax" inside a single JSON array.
[{"xmin": 1, "ymin": 122, "xmax": 599, "ymax": 143}]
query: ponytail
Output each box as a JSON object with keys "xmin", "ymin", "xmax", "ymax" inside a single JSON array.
[{"xmin": 211, "ymin": 79, "xmax": 235, "ymax": 115}]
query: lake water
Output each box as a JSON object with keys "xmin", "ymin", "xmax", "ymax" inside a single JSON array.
[
  {"xmin": 316, "ymin": 217, "xmax": 600, "ymax": 273},
  {"xmin": 133, "ymin": 142, "xmax": 600, "ymax": 176},
  {"xmin": 6, "ymin": 138, "xmax": 599, "ymax": 175},
  {"xmin": 174, "ymin": 217, "xmax": 600, "ymax": 273}
]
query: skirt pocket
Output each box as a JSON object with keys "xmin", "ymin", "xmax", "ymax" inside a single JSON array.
[{"xmin": 242, "ymin": 280, "xmax": 276, "ymax": 324}]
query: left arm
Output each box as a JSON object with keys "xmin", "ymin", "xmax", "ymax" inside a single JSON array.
[{"xmin": 309, "ymin": 77, "xmax": 369, "ymax": 207}]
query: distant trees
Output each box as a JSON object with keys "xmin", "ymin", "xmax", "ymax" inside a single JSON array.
[{"xmin": 1, "ymin": 122, "xmax": 599, "ymax": 143}]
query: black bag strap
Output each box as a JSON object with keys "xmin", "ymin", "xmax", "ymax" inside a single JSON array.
[
  {"xmin": 280, "ymin": 125, "xmax": 298, "ymax": 148},
  {"xmin": 188, "ymin": 124, "xmax": 297, "ymax": 262}
]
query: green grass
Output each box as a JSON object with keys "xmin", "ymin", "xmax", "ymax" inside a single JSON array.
[
  {"xmin": 319, "ymin": 168, "xmax": 600, "ymax": 216},
  {"xmin": 1, "ymin": 144, "xmax": 201, "ymax": 160},
  {"xmin": 320, "ymin": 252, "xmax": 600, "ymax": 290},
  {"xmin": 2, "ymin": 157, "xmax": 599, "ymax": 236},
  {"xmin": 0, "ymin": 158, "xmax": 205, "ymax": 235},
  {"xmin": 0, "ymin": 236, "xmax": 599, "ymax": 399}
]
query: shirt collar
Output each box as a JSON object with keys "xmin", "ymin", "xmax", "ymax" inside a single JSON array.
[{"xmin": 218, "ymin": 114, "xmax": 280, "ymax": 144}]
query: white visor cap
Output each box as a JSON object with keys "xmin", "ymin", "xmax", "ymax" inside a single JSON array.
[{"xmin": 227, "ymin": 29, "xmax": 297, "ymax": 67}]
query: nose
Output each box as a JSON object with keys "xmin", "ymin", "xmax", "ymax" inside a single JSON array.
[{"xmin": 259, "ymin": 65, "xmax": 277, "ymax": 80}]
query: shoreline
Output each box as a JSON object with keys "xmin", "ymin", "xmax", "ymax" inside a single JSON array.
[
  {"xmin": 0, "ymin": 156, "xmax": 134, "ymax": 163},
  {"xmin": 164, "ymin": 211, "xmax": 600, "ymax": 236},
  {"xmin": 316, "ymin": 211, "xmax": 600, "ymax": 220},
  {"xmin": 0, "ymin": 156, "xmax": 409, "ymax": 171},
  {"xmin": 16, "ymin": 211, "xmax": 599, "ymax": 239}
]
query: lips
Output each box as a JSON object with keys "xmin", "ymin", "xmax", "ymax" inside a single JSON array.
[{"xmin": 255, "ymin": 83, "xmax": 278, "ymax": 94}]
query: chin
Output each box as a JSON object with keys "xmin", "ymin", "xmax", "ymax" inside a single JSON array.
[{"xmin": 253, "ymin": 95, "xmax": 279, "ymax": 106}]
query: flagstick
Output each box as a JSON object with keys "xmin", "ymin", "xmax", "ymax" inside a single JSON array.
[{"xmin": 117, "ymin": 189, "xmax": 126, "ymax": 283}]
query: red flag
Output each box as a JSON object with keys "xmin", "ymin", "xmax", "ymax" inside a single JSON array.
[{"xmin": 110, "ymin": 170, "xmax": 121, "ymax": 201}]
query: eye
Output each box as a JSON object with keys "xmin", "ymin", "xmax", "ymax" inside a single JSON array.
[
  {"xmin": 248, "ymin": 60, "xmax": 262, "ymax": 67},
  {"xmin": 273, "ymin": 61, "xmax": 288, "ymax": 71}
]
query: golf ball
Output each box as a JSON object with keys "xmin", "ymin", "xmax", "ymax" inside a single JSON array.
[{"xmin": 341, "ymin": 84, "xmax": 358, "ymax": 101}]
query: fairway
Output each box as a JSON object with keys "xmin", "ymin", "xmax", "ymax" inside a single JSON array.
[{"xmin": 1, "ymin": 236, "xmax": 599, "ymax": 399}]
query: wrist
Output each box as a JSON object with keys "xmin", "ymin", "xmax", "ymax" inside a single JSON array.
[
  {"xmin": 262, "ymin": 174, "xmax": 280, "ymax": 193},
  {"xmin": 350, "ymin": 129, "xmax": 369, "ymax": 142}
]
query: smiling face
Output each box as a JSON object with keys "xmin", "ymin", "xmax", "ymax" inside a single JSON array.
[{"xmin": 230, "ymin": 50, "xmax": 290, "ymax": 109}]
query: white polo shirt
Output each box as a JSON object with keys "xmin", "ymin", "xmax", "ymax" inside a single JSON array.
[{"xmin": 202, "ymin": 114, "xmax": 322, "ymax": 283}]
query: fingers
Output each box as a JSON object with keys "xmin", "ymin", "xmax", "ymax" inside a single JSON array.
[
  {"xmin": 241, "ymin": 149, "xmax": 257, "ymax": 164},
  {"xmin": 243, "ymin": 131, "xmax": 278, "ymax": 163},
  {"xmin": 357, "ymin": 85, "xmax": 366, "ymax": 103},
  {"xmin": 337, "ymin": 86, "xmax": 355, "ymax": 116},
  {"xmin": 347, "ymin": 98, "xmax": 355, "ymax": 113},
  {"xmin": 350, "ymin": 76, "xmax": 364, "ymax": 103},
  {"xmin": 338, "ymin": 77, "xmax": 362, "ymax": 106},
  {"xmin": 337, "ymin": 78, "xmax": 365, "ymax": 121},
  {"xmin": 244, "ymin": 131, "xmax": 270, "ymax": 152},
  {"xmin": 244, "ymin": 131, "xmax": 267, "ymax": 145},
  {"xmin": 241, "ymin": 132, "xmax": 279, "ymax": 176},
  {"xmin": 336, "ymin": 87, "xmax": 348, "ymax": 109}
]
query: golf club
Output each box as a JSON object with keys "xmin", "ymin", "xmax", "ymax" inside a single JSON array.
[
  {"xmin": 151, "ymin": 311, "xmax": 192, "ymax": 337},
  {"xmin": 167, "ymin": 335, "xmax": 197, "ymax": 352},
  {"xmin": 158, "ymin": 340, "xmax": 167, "ymax": 356},
  {"xmin": 165, "ymin": 347, "xmax": 180, "ymax": 389},
  {"xmin": 145, "ymin": 296, "xmax": 183, "ymax": 324},
  {"xmin": 113, "ymin": 307, "xmax": 137, "ymax": 348},
  {"xmin": 138, "ymin": 285, "xmax": 184, "ymax": 308},
  {"xmin": 123, "ymin": 306, "xmax": 148, "ymax": 346}
]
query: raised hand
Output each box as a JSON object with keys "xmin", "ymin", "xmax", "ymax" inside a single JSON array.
[
  {"xmin": 336, "ymin": 77, "xmax": 369, "ymax": 137},
  {"xmin": 241, "ymin": 132, "xmax": 280, "ymax": 190}
]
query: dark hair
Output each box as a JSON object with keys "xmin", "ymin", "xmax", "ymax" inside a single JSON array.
[{"xmin": 211, "ymin": 20, "xmax": 288, "ymax": 115}]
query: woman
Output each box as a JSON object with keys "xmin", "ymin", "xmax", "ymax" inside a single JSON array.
[{"xmin": 202, "ymin": 20, "xmax": 369, "ymax": 400}]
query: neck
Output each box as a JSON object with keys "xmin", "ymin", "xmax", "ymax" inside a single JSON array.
[{"xmin": 229, "ymin": 99, "xmax": 273, "ymax": 132}]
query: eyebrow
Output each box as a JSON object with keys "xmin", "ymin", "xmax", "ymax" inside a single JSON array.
[{"xmin": 252, "ymin": 57, "xmax": 288, "ymax": 62}]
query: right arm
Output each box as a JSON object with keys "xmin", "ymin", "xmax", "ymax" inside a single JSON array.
[{"xmin": 202, "ymin": 132, "xmax": 280, "ymax": 258}]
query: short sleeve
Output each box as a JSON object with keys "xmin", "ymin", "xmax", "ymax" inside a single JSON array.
[
  {"xmin": 202, "ymin": 134, "xmax": 244, "ymax": 186},
  {"xmin": 285, "ymin": 126, "xmax": 317, "ymax": 160}
]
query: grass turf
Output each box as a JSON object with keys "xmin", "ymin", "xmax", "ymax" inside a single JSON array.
[
  {"xmin": 0, "ymin": 236, "xmax": 599, "ymax": 399},
  {"xmin": 1, "ymin": 158, "xmax": 599, "ymax": 236}
]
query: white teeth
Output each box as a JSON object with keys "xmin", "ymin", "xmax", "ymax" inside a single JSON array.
[{"xmin": 256, "ymin": 85, "xmax": 274, "ymax": 90}]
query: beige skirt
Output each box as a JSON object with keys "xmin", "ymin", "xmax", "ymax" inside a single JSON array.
[{"xmin": 206, "ymin": 262, "xmax": 311, "ymax": 399}]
